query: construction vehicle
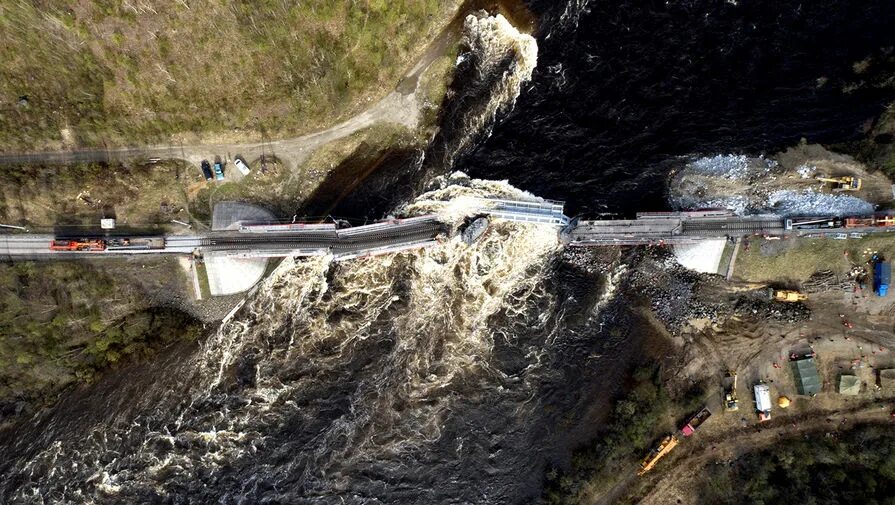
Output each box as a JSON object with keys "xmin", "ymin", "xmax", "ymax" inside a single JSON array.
[
  {"xmin": 723, "ymin": 371, "xmax": 739, "ymax": 412},
  {"xmin": 754, "ymin": 383, "xmax": 772, "ymax": 422},
  {"xmin": 49, "ymin": 239, "xmax": 105, "ymax": 252},
  {"xmin": 638, "ymin": 435, "xmax": 679, "ymax": 476},
  {"xmin": 768, "ymin": 288, "xmax": 807, "ymax": 302},
  {"xmin": 680, "ymin": 406, "xmax": 712, "ymax": 436},
  {"xmin": 815, "ymin": 175, "xmax": 862, "ymax": 192}
]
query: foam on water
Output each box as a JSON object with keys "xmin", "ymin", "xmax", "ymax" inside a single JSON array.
[{"xmin": 4, "ymin": 175, "xmax": 576, "ymax": 504}]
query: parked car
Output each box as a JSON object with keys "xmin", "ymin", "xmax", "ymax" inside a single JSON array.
[
  {"xmin": 234, "ymin": 157, "xmax": 250, "ymax": 176},
  {"xmin": 200, "ymin": 160, "xmax": 213, "ymax": 181},
  {"xmin": 213, "ymin": 162, "xmax": 224, "ymax": 181}
]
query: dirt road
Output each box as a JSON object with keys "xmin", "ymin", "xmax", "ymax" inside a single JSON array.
[{"xmin": 634, "ymin": 402, "xmax": 894, "ymax": 505}]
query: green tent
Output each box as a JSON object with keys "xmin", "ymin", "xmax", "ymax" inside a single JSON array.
[
  {"xmin": 838, "ymin": 375, "xmax": 861, "ymax": 395},
  {"xmin": 790, "ymin": 357, "xmax": 822, "ymax": 395}
]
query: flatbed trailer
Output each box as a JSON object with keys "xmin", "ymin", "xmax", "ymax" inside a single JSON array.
[{"xmin": 106, "ymin": 237, "xmax": 165, "ymax": 250}]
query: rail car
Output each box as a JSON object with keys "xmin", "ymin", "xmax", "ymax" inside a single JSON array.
[
  {"xmin": 49, "ymin": 239, "xmax": 106, "ymax": 252},
  {"xmin": 784, "ymin": 217, "xmax": 842, "ymax": 231},
  {"xmin": 49, "ymin": 237, "xmax": 166, "ymax": 252},
  {"xmin": 238, "ymin": 223, "xmax": 337, "ymax": 233},
  {"xmin": 844, "ymin": 214, "xmax": 895, "ymax": 228},
  {"xmin": 106, "ymin": 237, "xmax": 165, "ymax": 250}
]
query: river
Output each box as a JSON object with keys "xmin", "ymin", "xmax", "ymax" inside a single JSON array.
[{"xmin": 1, "ymin": 1, "xmax": 894, "ymax": 503}]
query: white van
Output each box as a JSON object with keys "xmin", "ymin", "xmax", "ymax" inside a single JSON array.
[{"xmin": 234, "ymin": 158, "xmax": 250, "ymax": 176}]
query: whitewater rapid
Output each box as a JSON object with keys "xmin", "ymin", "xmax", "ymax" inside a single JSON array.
[
  {"xmin": 0, "ymin": 10, "xmax": 624, "ymax": 504},
  {"xmin": 437, "ymin": 13, "xmax": 538, "ymax": 169},
  {"xmin": 2, "ymin": 174, "xmax": 621, "ymax": 504}
]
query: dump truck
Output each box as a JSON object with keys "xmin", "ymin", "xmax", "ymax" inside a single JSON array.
[
  {"xmin": 680, "ymin": 406, "xmax": 711, "ymax": 436},
  {"xmin": 49, "ymin": 239, "xmax": 106, "ymax": 251},
  {"xmin": 754, "ymin": 383, "xmax": 772, "ymax": 422},
  {"xmin": 768, "ymin": 288, "xmax": 807, "ymax": 302},
  {"xmin": 874, "ymin": 260, "xmax": 891, "ymax": 297},
  {"xmin": 723, "ymin": 371, "xmax": 739, "ymax": 412},
  {"xmin": 815, "ymin": 176, "xmax": 862, "ymax": 192},
  {"xmin": 638, "ymin": 435, "xmax": 679, "ymax": 476}
]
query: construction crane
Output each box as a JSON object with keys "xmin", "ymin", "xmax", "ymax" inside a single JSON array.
[
  {"xmin": 638, "ymin": 435, "xmax": 679, "ymax": 476},
  {"xmin": 768, "ymin": 288, "xmax": 807, "ymax": 302},
  {"xmin": 815, "ymin": 175, "xmax": 862, "ymax": 192},
  {"xmin": 723, "ymin": 371, "xmax": 739, "ymax": 412}
]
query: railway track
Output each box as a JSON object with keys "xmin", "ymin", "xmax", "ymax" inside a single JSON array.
[
  {"xmin": 0, "ymin": 218, "xmax": 444, "ymax": 260},
  {"xmin": 681, "ymin": 218, "xmax": 783, "ymax": 235}
]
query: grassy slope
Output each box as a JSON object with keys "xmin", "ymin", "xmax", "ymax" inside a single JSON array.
[
  {"xmin": 0, "ymin": 122, "xmax": 426, "ymax": 229},
  {"xmin": 735, "ymin": 235, "xmax": 895, "ymax": 283},
  {"xmin": 0, "ymin": 161, "xmax": 199, "ymax": 229},
  {"xmin": 0, "ymin": 0, "xmax": 455, "ymax": 150}
]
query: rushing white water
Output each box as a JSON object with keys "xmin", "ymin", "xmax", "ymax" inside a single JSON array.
[
  {"xmin": 7, "ymin": 175, "xmax": 583, "ymax": 504},
  {"xmin": 444, "ymin": 13, "xmax": 538, "ymax": 166}
]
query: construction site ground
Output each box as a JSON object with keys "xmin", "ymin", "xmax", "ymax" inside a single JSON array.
[
  {"xmin": 669, "ymin": 143, "xmax": 894, "ymax": 212},
  {"xmin": 619, "ymin": 257, "xmax": 895, "ymax": 504}
]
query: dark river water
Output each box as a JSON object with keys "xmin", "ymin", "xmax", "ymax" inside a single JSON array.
[
  {"xmin": 2, "ymin": 1, "xmax": 895, "ymax": 504},
  {"xmin": 458, "ymin": 0, "xmax": 895, "ymax": 216}
]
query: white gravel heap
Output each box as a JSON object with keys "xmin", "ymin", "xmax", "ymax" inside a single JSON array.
[
  {"xmin": 767, "ymin": 189, "xmax": 873, "ymax": 216},
  {"xmin": 796, "ymin": 164, "xmax": 816, "ymax": 179},
  {"xmin": 687, "ymin": 154, "xmax": 777, "ymax": 180},
  {"xmin": 672, "ymin": 154, "xmax": 876, "ymax": 217}
]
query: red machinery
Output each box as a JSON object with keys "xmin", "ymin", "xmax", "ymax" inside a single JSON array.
[{"xmin": 49, "ymin": 239, "xmax": 106, "ymax": 251}]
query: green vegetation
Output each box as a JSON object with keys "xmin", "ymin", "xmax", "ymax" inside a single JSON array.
[
  {"xmin": 0, "ymin": 161, "xmax": 198, "ymax": 229},
  {"xmin": 543, "ymin": 366, "xmax": 672, "ymax": 504},
  {"xmin": 417, "ymin": 52, "xmax": 460, "ymax": 129},
  {"xmin": 697, "ymin": 424, "xmax": 895, "ymax": 505},
  {"xmin": 0, "ymin": 261, "xmax": 200, "ymax": 420},
  {"xmin": 0, "ymin": 122, "xmax": 424, "ymax": 229},
  {"xmin": 735, "ymin": 235, "xmax": 895, "ymax": 283},
  {"xmin": 0, "ymin": 0, "xmax": 456, "ymax": 150}
]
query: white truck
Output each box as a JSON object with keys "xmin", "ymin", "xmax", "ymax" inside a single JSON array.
[{"xmin": 754, "ymin": 383, "xmax": 772, "ymax": 422}]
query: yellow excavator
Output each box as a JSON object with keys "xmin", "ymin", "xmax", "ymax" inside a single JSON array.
[
  {"xmin": 723, "ymin": 371, "xmax": 739, "ymax": 412},
  {"xmin": 815, "ymin": 175, "xmax": 862, "ymax": 192},
  {"xmin": 769, "ymin": 288, "xmax": 807, "ymax": 302}
]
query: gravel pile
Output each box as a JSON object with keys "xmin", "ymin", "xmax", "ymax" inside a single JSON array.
[
  {"xmin": 627, "ymin": 250, "xmax": 812, "ymax": 331},
  {"xmin": 627, "ymin": 252, "xmax": 718, "ymax": 329},
  {"xmin": 669, "ymin": 153, "xmax": 877, "ymax": 217},
  {"xmin": 687, "ymin": 154, "xmax": 777, "ymax": 180},
  {"xmin": 732, "ymin": 297, "xmax": 811, "ymax": 322}
]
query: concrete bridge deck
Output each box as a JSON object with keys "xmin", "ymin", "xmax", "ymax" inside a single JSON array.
[
  {"xmin": 5, "ymin": 197, "xmax": 895, "ymax": 295},
  {"xmin": 0, "ymin": 216, "xmax": 444, "ymax": 261},
  {"xmin": 566, "ymin": 213, "xmax": 785, "ymax": 246}
]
